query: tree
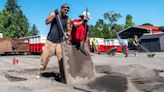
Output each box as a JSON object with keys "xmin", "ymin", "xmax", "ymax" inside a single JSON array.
[
  {"xmin": 112, "ymin": 24, "xmax": 124, "ymax": 38},
  {"xmin": 102, "ymin": 24, "xmax": 111, "ymax": 39},
  {"xmin": 14, "ymin": 10, "xmax": 30, "ymax": 38},
  {"xmin": 95, "ymin": 19, "xmax": 104, "ymax": 30},
  {"xmin": 30, "ymin": 24, "xmax": 39, "ymax": 35},
  {"xmin": 0, "ymin": 9, "xmax": 13, "ymax": 37},
  {"xmin": 142, "ymin": 23, "xmax": 154, "ymax": 26},
  {"xmin": 5, "ymin": 0, "xmax": 19, "ymax": 14},
  {"xmin": 0, "ymin": 0, "xmax": 30, "ymax": 38},
  {"xmin": 89, "ymin": 19, "xmax": 114, "ymax": 39},
  {"xmin": 90, "ymin": 19, "xmax": 105, "ymax": 38},
  {"xmin": 103, "ymin": 11, "xmax": 121, "ymax": 32},
  {"xmin": 88, "ymin": 25, "xmax": 94, "ymax": 37},
  {"xmin": 125, "ymin": 14, "xmax": 134, "ymax": 28},
  {"xmin": 89, "ymin": 11, "xmax": 124, "ymax": 39}
]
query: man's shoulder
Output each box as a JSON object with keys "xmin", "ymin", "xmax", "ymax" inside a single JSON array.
[
  {"xmin": 73, "ymin": 19, "xmax": 80, "ymax": 22},
  {"xmin": 66, "ymin": 17, "xmax": 71, "ymax": 22}
]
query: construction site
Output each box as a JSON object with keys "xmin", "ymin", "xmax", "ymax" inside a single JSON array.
[
  {"xmin": 0, "ymin": 25, "xmax": 164, "ymax": 92},
  {"xmin": 0, "ymin": 13, "xmax": 164, "ymax": 92},
  {"xmin": 1, "ymin": 0, "xmax": 164, "ymax": 92}
]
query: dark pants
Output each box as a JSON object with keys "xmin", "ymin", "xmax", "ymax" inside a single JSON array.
[
  {"xmin": 122, "ymin": 45, "xmax": 128, "ymax": 57},
  {"xmin": 93, "ymin": 45, "xmax": 98, "ymax": 53},
  {"xmin": 108, "ymin": 47, "xmax": 117, "ymax": 56}
]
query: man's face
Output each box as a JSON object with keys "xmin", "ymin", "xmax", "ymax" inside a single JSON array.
[
  {"xmin": 61, "ymin": 7, "xmax": 69, "ymax": 16},
  {"xmin": 81, "ymin": 15, "xmax": 89, "ymax": 21}
]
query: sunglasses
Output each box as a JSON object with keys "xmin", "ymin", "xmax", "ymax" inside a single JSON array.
[{"xmin": 63, "ymin": 8, "xmax": 69, "ymax": 12}]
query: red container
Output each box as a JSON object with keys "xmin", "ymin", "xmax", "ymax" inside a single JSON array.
[
  {"xmin": 89, "ymin": 38, "xmax": 129, "ymax": 53},
  {"xmin": 28, "ymin": 35, "xmax": 46, "ymax": 54},
  {"xmin": 0, "ymin": 38, "xmax": 29, "ymax": 54}
]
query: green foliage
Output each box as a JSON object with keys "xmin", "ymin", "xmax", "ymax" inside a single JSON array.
[
  {"xmin": 91, "ymin": 27, "xmax": 104, "ymax": 38},
  {"xmin": 89, "ymin": 19, "xmax": 108, "ymax": 38},
  {"xmin": 0, "ymin": 9, "xmax": 13, "ymax": 37},
  {"xmin": 30, "ymin": 24, "xmax": 39, "ymax": 36},
  {"xmin": 125, "ymin": 14, "xmax": 134, "ymax": 28},
  {"xmin": 142, "ymin": 23, "xmax": 154, "ymax": 26},
  {"xmin": 89, "ymin": 19, "xmax": 105, "ymax": 38},
  {"xmin": 5, "ymin": 0, "xmax": 19, "ymax": 14},
  {"xmin": 89, "ymin": 11, "xmax": 123, "ymax": 39},
  {"xmin": 95, "ymin": 19, "xmax": 104, "ymax": 30},
  {"xmin": 0, "ymin": 0, "xmax": 30, "ymax": 38},
  {"xmin": 103, "ymin": 11, "xmax": 121, "ymax": 32},
  {"xmin": 112, "ymin": 24, "xmax": 124, "ymax": 38},
  {"xmin": 89, "ymin": 19, "xmax": 124, "ymax": 39}
]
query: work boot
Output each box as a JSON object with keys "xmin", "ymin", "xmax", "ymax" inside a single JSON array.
[
  {"xmin": 125, "ymin": 54, "xmax": 128, "ymax": 57},
  {"xmin": 59, "ymin": 75, "xmax": 66, "ymax": 83},
  {"xmin": 134, "ymin": 52, "xmax": 137, "ymax": 57},
  {"xmin": 36, "ymin": 71, "xmax": 43, "ymax": 78}
]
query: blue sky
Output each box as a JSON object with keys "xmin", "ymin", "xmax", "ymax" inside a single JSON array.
[{"xmin": 0, "ymin": 0, "xmax": 164, "ymax": 35}]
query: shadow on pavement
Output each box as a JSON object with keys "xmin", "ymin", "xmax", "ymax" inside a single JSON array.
[
  {"xmin": 5, "ymin": 74, "xmax": 27, "ymax": 82},
  {"xmin": 41, "ymin": 72, "xmax": 65, "ymax": 83},
  {"xmin": 87, "ymin": 74, "xmax": 127, "ymax": 92}
]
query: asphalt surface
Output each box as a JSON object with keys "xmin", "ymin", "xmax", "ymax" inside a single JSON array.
[{"xmin": 0, "ymin": 52, "xmax": 164, "ymax": 92}]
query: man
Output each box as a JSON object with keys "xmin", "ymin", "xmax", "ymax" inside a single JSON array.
[
  {"xmin": 37, "ymin": 4, "xmax": 71, "ymax": 79},
  {"xmin": 107, "ymin": 47, "xmax": 117, "ymax": 56},
  {"xmin": 117, "ymin": 34, "xmax": 128, "ymax": 57},
  {"xmin": 70, "ymin": 11, "xmax": 91, "ymax": 56},
  {"xmin": 92, "ymin": 37, "xmax": 99, "ymax": 54},
  {"xmin": 133, "ymin": 35, "xmax": 140, "ymax": 56}
]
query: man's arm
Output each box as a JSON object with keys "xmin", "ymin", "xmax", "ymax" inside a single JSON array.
[
  {"xmin": 73, "ymin": 20, "xmax": 83, "ymax": 27},
  {"xmin": 74, "ymin": 16, "xmax": 88, "ymax": 27},
  {"xmin": 66, "ymin": 18, "xmax": 72, "ymax": 32},
  {"xmin": 96, "ymin": 39, "xmax": 99, "ymax": 45},
  {"xmin": 45, "ymin": 12, "xmax": 55, "ymax": 25},
  {"xmin": 65, "ymin": 18, "xmax": 72, "ymax": 39}
]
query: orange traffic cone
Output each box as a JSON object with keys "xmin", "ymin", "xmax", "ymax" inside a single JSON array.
[
  {"xmin": 12, "ymin": 57, "xmax": 18, "ymax": 65},
  {"xmin": 16, "ymin": 59, "xmax": 19, "ymax": 64},
  {"xmin": 12, "ymin": 57, "xmax": 15, "ymax": 65}
]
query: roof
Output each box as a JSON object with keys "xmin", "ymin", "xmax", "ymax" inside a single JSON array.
[
  {"xmin": 118, "ymin": 26, "xmax": 164, "ymax": 39},
  {"xmin": 141, "ymin": 33, "xmax": 164, "ymax": 39},
  {"xmin": 137, "ymin": 26, "xmax": 162, "ymax": 33},
  {"xmin": 159, "ymin": 26, "xmax": 164, "ymax": 31},
  {"xmin": 137, "ymin": 26, "xmax": 159, "ymax": 30},
  {"xmin": 118, "ymin": 27, "xmax": 150, "ymax": 39}
]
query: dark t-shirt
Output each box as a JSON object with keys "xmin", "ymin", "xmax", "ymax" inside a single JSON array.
[{"xmin": 47, "ymin": 15, "xmax": 68, "ymax": 43}]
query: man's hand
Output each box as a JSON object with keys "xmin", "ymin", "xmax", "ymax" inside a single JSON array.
[
  {"xmin": 64, "ymin": 32, "xmax": 70, "ymax": 40},
  {"xmin": 83, "ymin": 16, "xmax": 89, "ymax": 21},
  {"xmin": 46, "ymin": 12, "xmax": 55, "ymax": 24},
  {"xmin": 82, "ymin": 16, "xmax": 89, "ymax": 23},
  {"xmin": 64, "ymin": 32, "xmax": 71, "ymax": 44}
]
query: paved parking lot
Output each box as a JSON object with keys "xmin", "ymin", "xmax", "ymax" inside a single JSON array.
[{"xmin": 0, "ymin": 52, "xmax": 164, "ymax": 92}]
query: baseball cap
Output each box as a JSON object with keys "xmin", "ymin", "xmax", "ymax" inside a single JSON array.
[
  {"xmin": 61, "ymin": 4, "xmax": 69, "ymax": 9},
  {"xmin": 79, "ymin": 11, "xmax": 92, "ymax": 19}
]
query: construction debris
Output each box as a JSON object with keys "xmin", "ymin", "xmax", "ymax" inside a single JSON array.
[{"xmin": 62, "ymin": 42, "xmax": 96, "ymax": 85}]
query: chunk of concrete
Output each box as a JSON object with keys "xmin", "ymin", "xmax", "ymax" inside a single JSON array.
[{"xmin": 62, "ymin": 43, "xmax": 96, "ymax": 85}]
